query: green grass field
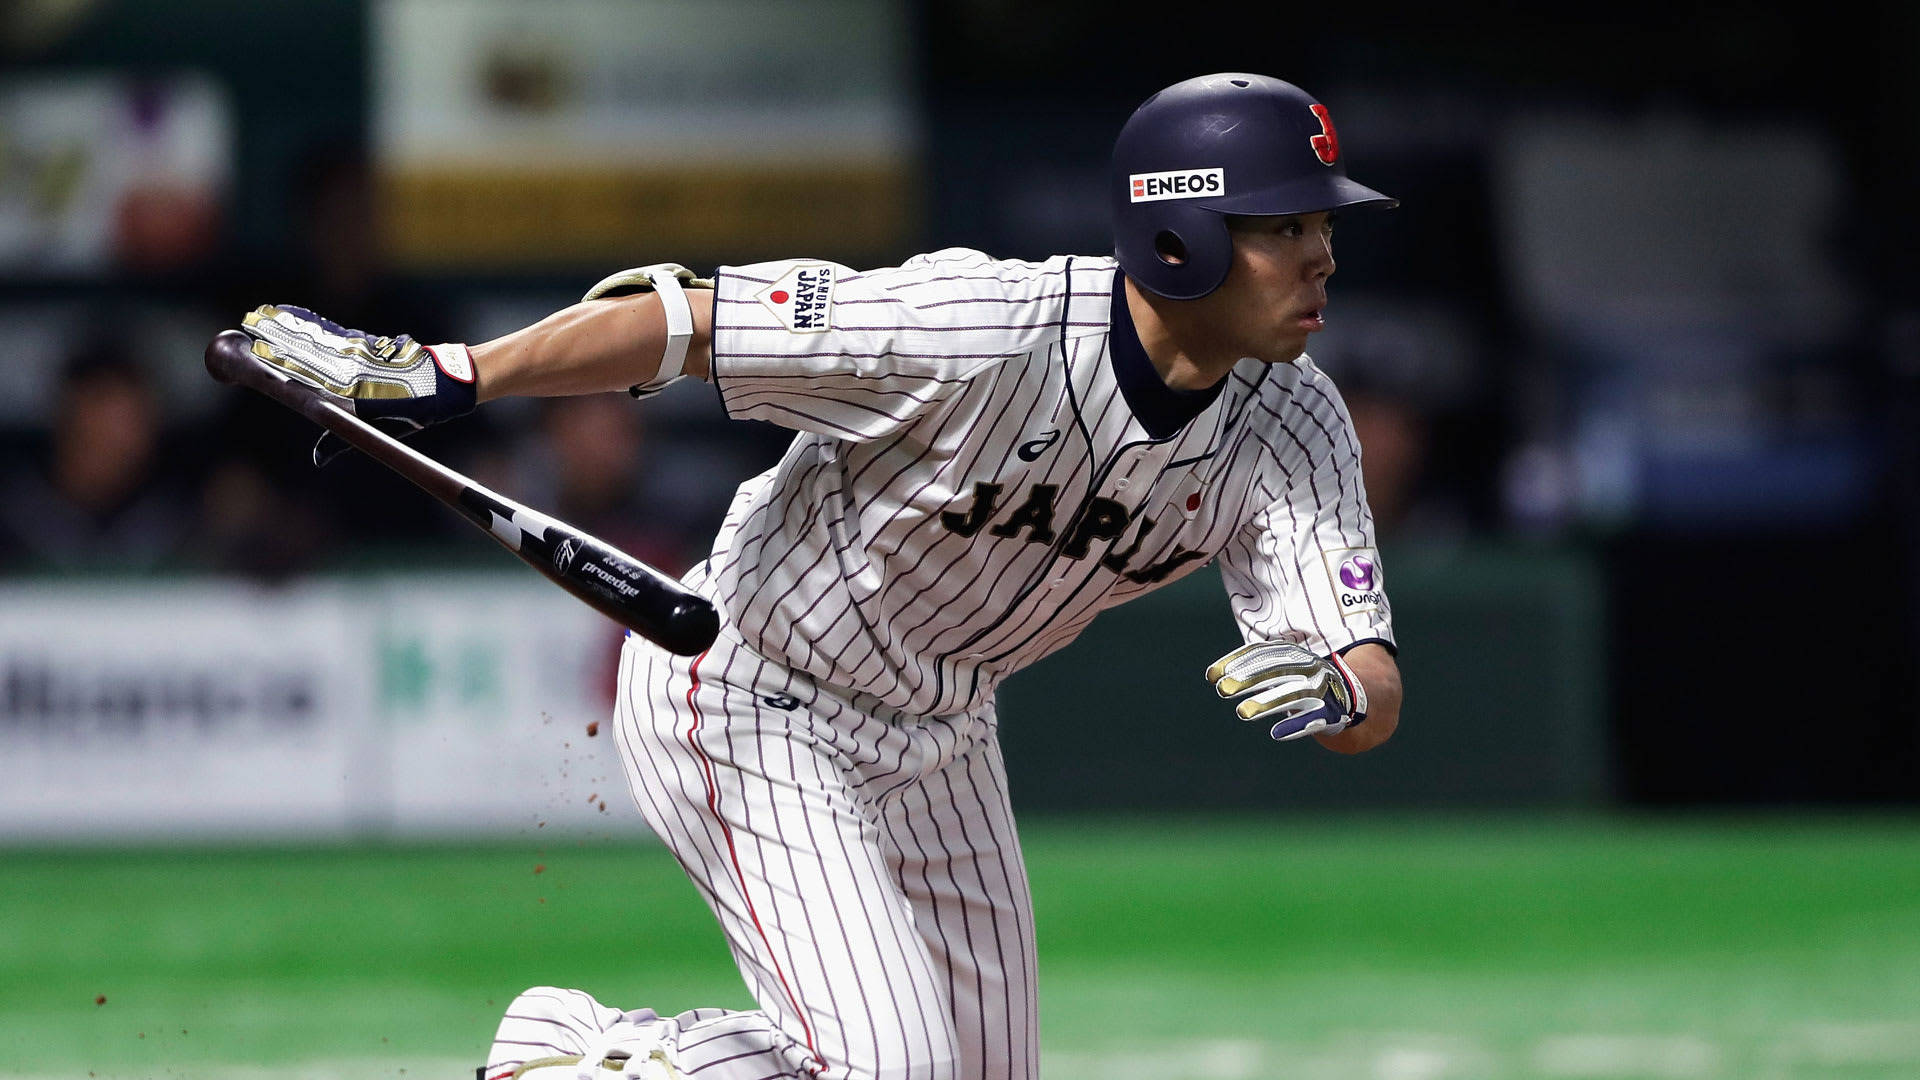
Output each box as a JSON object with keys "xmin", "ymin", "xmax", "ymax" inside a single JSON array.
[{"xmin": 4, "ymin": 815, "xmax": 1918, "ymax": 1079}]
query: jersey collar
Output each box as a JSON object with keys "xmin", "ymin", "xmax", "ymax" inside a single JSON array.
[{"xmin": 1109, "ymin": 271, "xmax": 1228, "ymax": 440}]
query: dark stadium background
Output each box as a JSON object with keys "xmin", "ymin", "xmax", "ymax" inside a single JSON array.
[{"xmin": 1, "ymin": 4, "xmax": 1916, "ymax": 1078}]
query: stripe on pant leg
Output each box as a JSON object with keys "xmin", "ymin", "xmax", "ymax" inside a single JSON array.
[{"xmin": 682, "ymin": 647, "xmax": 827, "ymax": 1076}]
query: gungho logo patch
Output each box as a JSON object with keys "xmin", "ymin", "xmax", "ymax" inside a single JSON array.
[
  {"xmin": 1324, "ymin": 547, "xmax": 1383, "ymax": 614},
  {"xmin": 757, "ymin": 263, "xmax": 836, "ymax": 333}
]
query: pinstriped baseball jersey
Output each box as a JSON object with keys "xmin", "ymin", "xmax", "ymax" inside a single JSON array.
[
  {"xmin": 700, "ymin": 246, "xmax": 1394, "ymax": 717},
  {"xmin": 485, "ymin": 247, "xmax": 1397, "ymax": 1080}
]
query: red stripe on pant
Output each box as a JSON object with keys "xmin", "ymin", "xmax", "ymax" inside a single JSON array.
[{"xmin": 683, "ymin": 648, "xmax": 826, "ymax": 1077}]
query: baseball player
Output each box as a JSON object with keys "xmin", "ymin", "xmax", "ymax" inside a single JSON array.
[{"xmin": 237, "ymin": 72, "xmax": 1404, "ymax": 1080}]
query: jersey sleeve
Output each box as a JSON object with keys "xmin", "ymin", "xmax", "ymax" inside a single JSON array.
[
  {"xmin": 1216, "ymin": 367, "xmax": 1397, "ymax": 658},
  {"xmin": 708, "ymin": 249, "xmax": 1078, "ymax": 442}
]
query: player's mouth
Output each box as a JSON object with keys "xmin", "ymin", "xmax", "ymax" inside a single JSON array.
[{"xmin": 1296, "ymin": 307, "xmax": 1325, "ymax": 331}]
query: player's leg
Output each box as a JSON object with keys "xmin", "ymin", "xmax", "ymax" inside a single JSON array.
[
  {"xmin": 604, "ymin": 630, "xmax": 965, "ymax": 1080},
  {"xmin": 877, "ymin": 714, "xmax": 1039, "ymax": 1080},
  {"xmin": 483, "ymin": 986, "xmax": 622, "ymax": 1077},
  {"xmin": 483, "ymin": 988, "xmax": 681, "ymax": 1079}
]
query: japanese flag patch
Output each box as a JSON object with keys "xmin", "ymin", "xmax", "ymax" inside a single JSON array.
[
  {"xmin": 1325, "ymin": 547, "xmax": 1384, "ymax": 615},
  {"xmin": 757, "ymin": 263, "xmax": 836, "ymax": 333},
  {"xmin": 1171, "ymin": 473, "xmax": 1207, "ymax": 519}
]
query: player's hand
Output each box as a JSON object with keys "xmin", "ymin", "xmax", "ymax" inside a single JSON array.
[
  {"xmin": 240, "ymin": 305, "xmax": 478, "ymax": 465},
  {"xmin": 1205, "ymin": 640, "xmax": 1369, "ymax": 741}
]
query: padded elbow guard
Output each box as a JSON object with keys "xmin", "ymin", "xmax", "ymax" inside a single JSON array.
[{"xmin": 582, "ymin": 263, "xmax": 713, "ymax": 398}]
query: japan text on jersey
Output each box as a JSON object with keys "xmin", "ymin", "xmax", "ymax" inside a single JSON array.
[{"xmin": 697, "ymin": 248, "xmax": 1393, "ymax": 715}]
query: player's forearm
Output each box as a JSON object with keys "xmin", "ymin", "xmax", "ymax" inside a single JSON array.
[
  {"xmin": 1315, "ymin": 642, "xmax": 1400, "ymax": 754},
  {"xmin": 472, "ymin": 290, "xmax": 715, "ymax": 403}
]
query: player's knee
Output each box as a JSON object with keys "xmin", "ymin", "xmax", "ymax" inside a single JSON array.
[
  {"xmin": 487, "ymin": 985, "xmax": 622, "ymax": 1068},
  {"xmin": 841, "ymin": 1053, "xmax": 960, "ymax": 1080},
  {"xmin": 825, "ymin": 1020, "xmax": 961, "ymax": 1080},
  {"xmin": 501, "ymin": 985, "xmax": 604, "ymax": 1029}
]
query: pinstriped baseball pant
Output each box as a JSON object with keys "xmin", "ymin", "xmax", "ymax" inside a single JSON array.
[{"xmin": 487, "ymin": 627, "xmax": 1039, "ymax": 1080}]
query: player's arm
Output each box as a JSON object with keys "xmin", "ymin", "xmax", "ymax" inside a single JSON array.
[
  {"xmin": 1208, "ymin": 371, "xmax": 1400, "ymax": 752},
  {"xmin": 1314, "ymin": 642, "xmax": 1399, "ymax": 754},
  {"xmin": 474, "ymin": 287, "xmax": 715, "ymax": 403},
  {"xmin": 232, "ymin": 264, "xmax": 714, "ymax": 464}
]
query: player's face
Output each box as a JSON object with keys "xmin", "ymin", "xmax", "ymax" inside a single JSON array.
[{"xmin": 1215, "ymin": 211, "xmax": 1337, "ymax": 363}]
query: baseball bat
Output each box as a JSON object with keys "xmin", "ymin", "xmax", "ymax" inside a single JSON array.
[{"xmin": 204, "ymin": 329, "xmax": 719, "ymax": 657}]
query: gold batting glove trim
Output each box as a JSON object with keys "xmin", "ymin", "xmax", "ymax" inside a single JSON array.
[
  {"xmin": 244, "ymin": 307, "xmax": 429, "ymax": 372},
  {"xmin": 241, "ymin": 306, "xmax": 441, "ymax": 404},
  {"xmin": 246, "ymin": 337, "xmax": 420, "ymax": 402},
  {"xmin": 1234, "ymin": 667, "xmax": 1345, "ymax": 722},
  {"xmin": 1206, "ymin": 640, "xmax": 1324, "ymax": 698}
]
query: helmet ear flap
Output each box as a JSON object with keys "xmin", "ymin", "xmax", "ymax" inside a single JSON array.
[
  {"xmin": 1116, "ymin": 204, "xmax": 1231, "ymax": 300},
  {"xmin": 1152, "ymin": 230, "xmax": 1190, "ymax": 266}
]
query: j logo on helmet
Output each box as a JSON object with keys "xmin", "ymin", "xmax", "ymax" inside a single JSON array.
[{"xmin": 1308, "ymin": 104, "xmax": 1340, "ymax": 165}]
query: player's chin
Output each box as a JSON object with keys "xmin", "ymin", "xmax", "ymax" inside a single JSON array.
[{"xmin": 1256, "ymin": 333, "xmax": 1312, "ymax": 364}]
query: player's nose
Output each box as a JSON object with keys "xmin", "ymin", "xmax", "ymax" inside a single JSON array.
[{"xmin": 1308, "ymin": 238, "xmax": 1335, "ymax": 280}]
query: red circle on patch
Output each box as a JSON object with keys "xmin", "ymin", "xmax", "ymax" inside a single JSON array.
[
  {"xmin": 770, "ymin": 290, "xmax": 790, "ymax": 304},
  {"xmin": 1186, "ymin": 492, "xmax": 1202, "ymax": 512}
]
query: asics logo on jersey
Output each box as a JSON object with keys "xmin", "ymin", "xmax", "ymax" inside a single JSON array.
[
  {"xmin": 940, "ymin": 481, "xmax": 1207, "ymax": 584},
  {"xmin": 1015, "ymin": 430, "xmax": 1060, "ymax": 461},
  {"xmin": 1128, "ymin": 168, "xmax": 1225, "ymax": 203},
  {"xmin": 761, "ymin": 693, "xmax": 801, "ymax": 710}
]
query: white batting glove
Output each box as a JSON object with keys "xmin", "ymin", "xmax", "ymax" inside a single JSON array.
[
  {"xmin": 1206, "ymin": 640, "xmax": 1369, "ymax": 741},
  {"xmin": 240, "ymin": 304, "xmax": 477, "ymax": 465}
]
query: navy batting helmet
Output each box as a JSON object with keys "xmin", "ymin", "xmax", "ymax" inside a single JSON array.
[{"xmin": 1112, "ymin": 73, "xmax": 1397, "ymax": 300}]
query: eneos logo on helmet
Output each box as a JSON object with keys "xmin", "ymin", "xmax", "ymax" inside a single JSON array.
[{"xmin": 1128, "ymin": 168, "xmax": 1225, "ymax": 203}]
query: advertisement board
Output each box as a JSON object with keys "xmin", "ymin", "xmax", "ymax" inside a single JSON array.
[
  {"xmin": 0, "ymin": 72, "xmax": 232, "ymax": 274},
  {"xmin": 0, "ymin": 575, "xmax": 640, "ymax": 840},
  {"xmin": 373, "ymin": 0, "xmax": 918, "ymax": 266}
]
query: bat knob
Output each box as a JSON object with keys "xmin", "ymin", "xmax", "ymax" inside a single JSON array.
[
  {"xmin": 664, "ymin": 598, "xmax": 721, "ymax": 656},
  {"xmin": 204, "ymin": 329, "xmax": 255, "ymax": 384}
]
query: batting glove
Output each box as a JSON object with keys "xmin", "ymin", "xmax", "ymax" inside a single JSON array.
[
  {"xmin": 1206, "ymin": 640, "xmax": 1369, "ymax": 741},
  {"xmin": 240, "ymin": 305, "xmax": 478, "ymax": 465}
]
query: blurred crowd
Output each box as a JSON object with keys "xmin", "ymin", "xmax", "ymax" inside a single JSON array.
[
  {"xmin": 0, "ymin": 124, "xmax": 1480, "ymax": 584},
  {"xmin": 0, "ymin": 144, "xmax": 761, "ymax": 582},
  {"xmin": 1, "ymin": 2, "xmax": 1913, "ymax": 816},
  {"xmin": 0, "ymin": 324, "xmax": 725, "ymax": 584},
  {"xmin": 0, "ymin": 6, "xmax": 1906, "ymax": 608},
  {"xmin": 0, "ymin": 301, "xmax": 1459, "ymax": 585}
]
